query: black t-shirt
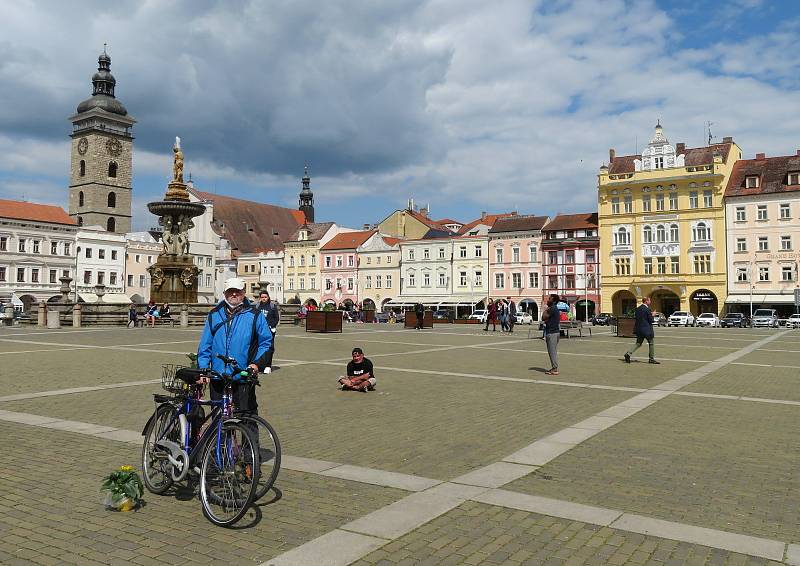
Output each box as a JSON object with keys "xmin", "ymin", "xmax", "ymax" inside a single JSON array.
[
  {"xmin": 543, "ymin": 306, "xmax": 560, "ymax": 334},
  {"xmin": 347, "ymin": 358, "xmax": 375, "ymax": 379}
]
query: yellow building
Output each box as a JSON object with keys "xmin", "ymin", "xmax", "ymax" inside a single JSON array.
[{"xmin": 598, "ymin": 123, "xmax": 742, "ymax": 317}]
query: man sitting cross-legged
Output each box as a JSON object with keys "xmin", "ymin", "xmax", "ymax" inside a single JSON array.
[{"xmin": 338, "ymin": 347, "xmax": 376, "ymax": 392}]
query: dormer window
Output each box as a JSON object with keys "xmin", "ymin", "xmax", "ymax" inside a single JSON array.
[
  {"xmin": 299, "ymin": 230, "xmax": 307, "ymax": 240},
  {"xmin": 788, "ymin": 172, "xmax": 800, "ymax": 185},
  {"xmin": 745, "ymin": 176, "xmax": 759, "ymax": 189}
]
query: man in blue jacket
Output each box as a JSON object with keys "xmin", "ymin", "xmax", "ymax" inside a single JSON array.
[
  {"xmin": 197, "ymin": 277, "xmax": 273, "ymax": 414},
  {"xmin": 623, "ymin": 296, "xmax": 659, "ymax": 364}
]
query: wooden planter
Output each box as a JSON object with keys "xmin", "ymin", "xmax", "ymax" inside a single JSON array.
[
  {"xmin": 615, "ymin": 316, "xmax": 635, "ymax": 338},
  {"xmin": 306, "ymin": 310, "xmax": 343, "ymax": 333},
  {"xmin": 454, "ymin": 319, "xmax": 480, "ymax": 324},
  {"xmin": 404, "ymin": 311, "xmax": 433, "ymax": 328},
  {"xmin": 363, "ymin": 310, "xmax": 375, "ymax": 323}
]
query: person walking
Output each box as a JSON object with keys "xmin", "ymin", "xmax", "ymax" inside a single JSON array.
[
  {"xmin": 499, "ymin": 299, "xmax": 509, "ymax": 332},
  {"xmin": 542, "ymin": 294, "xmax": 561, "ymax": 375},
  {"xmin": 256, "ymin": 290, "xmax": 280, "ymax": 374},
  {"xmin": 623, "ymin": 297, "xmax": 659, "ymax": 364},
  {"xmin": 414, "ymin": 302, "xmax": 424, "ymax": 330},
  {"xmin": 484, "ymin": 299, "xmax": 498, "ymax": 331},
  {"xmin": 507, "ymin": 297, "xmax": 517, "ymax": 333},
  {"xmin": 127, "ymin": 304, "xmax": 138, "ymax": 328}
]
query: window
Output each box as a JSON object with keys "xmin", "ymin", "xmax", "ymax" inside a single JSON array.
[
  {"xmin": 693, "ymin": 222, "xmax": 709, "ymax": 241},
  {"xmin": 64, "ymin": 243, "xmax": 71, "ymax": 256},
  {"xmin": 310, "ymin": 277, "xmax": 315, "ymax": 289},
  {"xmin": 614, "ymin": 258, "xmax": 631, "ymax": 276},
  {"xmin": 288, "ymin": 278, "xmax": 294, "ymax": 290},
  {"xmin": 139, "ymin": 275, "xmax": 146, "ymax": 287},
  {"xmin": 408, "ymin": 249, "xmax": 415, "ymax": 260},
  {"xmin": 564, "ymin": 274, "xmax": 574, "ymax": 288},
  {"xmin": 789, "ymin": 173, "xmax": 800, "ymax": 185},
  {"xmin": 746, "ymin": 176, "xmax": 759, "ymax": 188},
  {"xmin": 781, "ymin": 265, "xmax": 794, "ymax": 281},
  {"xmin": 459, "ymin": 272, "xmax": 467, "ymax": 286},
  {"xmin": 495, "ymin": 273, "xmax": 505, "ymax": 289},
  {"xmin": 347, "ymin": 256, "xmax": 354, "ymax": 267},
  {"xmin": 324, "ymin": 256, "xmax": 330, "ymax": 267},
  {"xmin": 736, "ymin": 267, "xmax": 748, "ymax": 282},
  {"xmin": 689, "ymin": 191, "xmax": 698, "ymax": 208},
  {"xmin": 670, "ymin": 256, "xmax": 679, "ymax": 274},
  {"xmin": 423, "ymin": 248, "xmax": 430, "ymax": 259},
  {"xmin": 475, "ymin": 271, "xmax": 482, "ymax": 286},
  {"xmin": 548, "ymin": 275, "xmax": 558, "ymax": 289},
  {"xmin": 299, "ymin": 255, "xmax": 305, "ymax": 267},
  {"xmin": 375, "ymin": 275, "xmax": 381, "ymax": 289},
  {"xmin": 98, "ymin": 249, "xmax": 105, "ymax": 260},
  {"xmin": 299, "ymin": 277, "xmax": 305, "ymax": 289},
  {"xmin": 147, "ymin": 256, "xmax": 153, "ymax": 264},
  {"xmin": 758, "ymin": 266, "xmax": 769, "ymax": 281},
  {"xmin": 0, "ymin": 236, "xmax": 6, "ymax": 251},
  {"xmin": 78, "ymin": 191, "xmax": 84, "ymax": 207},
  {"xmin": 528, "ymin": 245, "xmax": 537, "ymax": 260},
  {"xmin": 83, "ymin": 271, "xmax": 91, "ymax": 284},
  {"xmin": 438, "ymin": 272, "xmax": 446, "ymax": 287},
  {"xmin": 657, "ymin": 257, "xmax": 666, "ymax": 274},
  {"xmin": 758, "ymin": 237, "xmax": 768, "ymax": 251},
  {"xmin": 624, "ymin": 196, "xmax": 633, "ymax": 213},
  {"xmin": 18, "ymin": 239, "xmax": 26, "ymax": 252},
  {"xmin": 32, "ymin": 240, "xmax": 40, "ymax": 254},
  {"xmin": 127, "ymin": 274, "xmax": 134, "ymax": 287},
  {"xmin": 85, "ymin": 247, "xmax": 92, "ymax": 258},
  {"xmin": 548, "ymin": 251, "xmax": 559, "ymax": 264},
  {"xmin": 654, "ymin": 156, "xmax": 664, "ymax": 169},
  {"xmin": 512, "ymin": 247, "xmax": 520, "ymax": 262},
  {"xmin": 310, "ymin": 255, "xmax": 316, "ymax": 266},
  {"xmin": 17, "ymin": 268, "xmax": 25, "ymax": 282},
  {"xmin": 50, "ymin": 241, "xmax": 58, "ymax": 255},
  {"xmin": 325, "ymin": 279, "xmax": 332, "ymax": 291},
  {"xmin": 79, "ymin": 160, "xmax": 86, "ymax": 176},
  {"xmin": 693, "ymin": 255, "xmax": 711, "ymax": 274},
  {"xmin": 668, "ymin": 193, "xmax": 677, "ymax": 210},
  {"xmin": 703, "ymin": 190, "xmax": 712, "ymax": 208},
  {"xmin": 438, "ymin": 248, "xmax": 445, "ymax": 259},
  {"xmin": 109, "ymin": 272, "xmax": 117, "ymax": 286},
  {"xmin": 781, "ymin": 235, "xmax": 792, "ymax": 250},
  {"xmin": 0, "ymin": 267, "xmax": 7, "ymax": 282},
  {"xmin": 736, "ymin": 238, "xmax": 747, "ymax": 252},
  {"xmin": 474, "ymin": 245, "xmax": 482, "ymax": 257},
  {"xmin": 656, "ymin": 225, "xmax": 666, "ymax": 243},
  {"xmin": 780, "ymin": 204, "xmax": 791, "ymax": 219},
  {"xmin": 614, "ymin": 227, "xmax": 630, "ymax": 246},
  {"xmin": 642, "ymin": 196, "xmax": 651, "ymax": 212},
  {"xmin": 611, "ymin": 197, "xmax": 620, "ymax": 214},
  {"xmin": 424, "ymin": 273, "xmax": 431, "ymax": 286},
  {"xmin": 289, "ymin": 256, "xmax": 295, "ymax": 267},
  {"xmin": 408, "ymin": 273, "xmax": 415, "ymax": 286},
  {"xmin": 529, "ymin": 272, "xmax": 539, "ymax": 288},
  {"xmin": 459, "ymin": 246, "xmax": 467, "ymax": 258},
  {"xmin": 97, "ymin": 272, "xmax": 105, "ymax": 285},
  {"xmin": 585, "ymin": 250, "xmax": 596, "ymax": 264},
  {"xmin": 565, "ymin": 250, "xmax": 575, "ymax": 264},
  {"xmin": 386, "ymin": 274, "xmax": 392, "ymax": 288},
  {"xmin": 736, "ymin": 207, "xmax": 746, "ymax": 221},
  {"xmin": 30, "ymin": 268, "xmax": 39, "ymax": 283},
  {"xmin": 107, "ymin": 192, "xmax": 116, "ymax": 208},
  {"xmin": 49, "ymin": 269, "xmax": 57, "ymax": 284},
  {"xmin": 669, "ymin": 224, "xmax": 679, "ymax": 242},
  {"xmin": 206, "ymin": 274, "xmax": 212, "ymax": 287},
  {"xmin": 111, "ymin": 250, "xmax": 117, "ymax": 260},
  {"xmin": 644, "ymin": 258, "xmax": 653, "ymax": 275},
  {"xmin": 655, "ymin": 194, "xmax": 665, "ymax": 211},
  {"xmin": 757, "ymin": 205, "xmax": 767, "ymax": 220},
  {"xmin": 108, "ymin": 161, "xmax": 117, "ymax": 178},
  {"xmin": 495, "ymin": 248, "xmax": 503, "ymax": 263}
]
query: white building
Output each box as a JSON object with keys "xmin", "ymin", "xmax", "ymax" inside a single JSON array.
[
  {"xmin": 76, "ymin": 226, "xmax": 128, "ymax": 302},
  {"xmin": 237, "ymin": 250, "xmax": 285, "ymax": 302},
  {"xmin": 0, "ymin": 199, "xmax": 78, "ymax": 311},
  {"xmin": 125, "ymin": 232, "xmax": 160, "ymax": 303}
]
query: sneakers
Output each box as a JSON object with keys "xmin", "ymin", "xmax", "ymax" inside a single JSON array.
[
  {"xmin": 649, "ymin": 359, "xmax": 661, "ymax": 364},
  {"xmin": 623, "ymin": 353, "xmax": 631, "ymax": 364},
  {"xmin": 264, "ymin": 367, "xmax": 272, "ymax": 374}
]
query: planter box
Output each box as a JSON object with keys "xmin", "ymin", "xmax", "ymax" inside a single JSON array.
[
  {"xmin": 306, "ymin": 310, "xmax": 343, "ymax": 333},
  {"xmin": 454, "ymin": 319, "xmax": 481, "ymax": 324},
  {"xmin": 404, "ymin": 311, "xmax": 433, "ymax": 329},
  {"xmin": 615, "ymin": 316, "xmax": 635, "ymax": 338},
  {"xmin": 363, "ymin": 310, "xmax": 375, "ymax": 323}
]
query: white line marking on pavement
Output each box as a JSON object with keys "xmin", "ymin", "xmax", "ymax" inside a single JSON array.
[
  {"xmin": 0, "ymin": 379, "xmax": 160, "ymax": 402},
  {"xmin": 265, "ymin": 530, "xmax": 388, "ymax": 566}
]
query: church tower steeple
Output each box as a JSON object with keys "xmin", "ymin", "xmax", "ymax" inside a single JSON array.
[
  {"xmin": 68, "ymin": 48, "xmax": 136, "ymax": 233},
  {"xmin": 298, "ymin": 165, "xmax": 315, "ymax": 223}
]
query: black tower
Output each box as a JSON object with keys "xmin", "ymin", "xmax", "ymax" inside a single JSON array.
[{"xmin": 298, "ymin": 165, "xmax": 314, "ymax": 223}]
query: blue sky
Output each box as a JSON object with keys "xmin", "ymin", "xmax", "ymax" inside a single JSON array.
[{"xmin": 0, "ymin": 0, "xmax": 798, "ymax": 230}]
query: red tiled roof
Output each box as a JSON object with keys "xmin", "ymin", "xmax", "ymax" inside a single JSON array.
[
  {"xmin": 407, "ymin": 209, "xmax": 446, "ymax": 230},
  {"xmin": 194, "ymin": 190, "xmax": 305, "ymax": 253},
  {"xmin": 542, "ymin": 212, "xmax": 598, "ymax": 232},
  {"xmin": 725, "ymin": 153, "xmax": 800, "ymax": 198},
  {"xmin": 286, "ymin": 222, "xmax": 335, "ymax": 243},
  {"xmin": 457, "ymin": 212, "xmax": 517, "ymax": 234},
  {"xmin": 435, "ymin": 218, "xmax": 462, "ymax": 226},
  {"xmin": 0, "ymin": 199, "xmax": 75, "ymax": 225},
  {"xmin": 382, "ymin": 236, "xmax": 402, "ymax": 246},
  {"xmin": 320, "ymin": 230, "xmax": 376, "ymax": 251},
  {"xmin": 489, "ymin": 215, "xmax": 549, "ymax": 233},
  {"xmin": 608, "ymin": 143, "xmax": 734, "ymax": 175}
]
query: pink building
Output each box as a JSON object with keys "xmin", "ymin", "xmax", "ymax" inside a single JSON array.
[
  {"xmin": 541, "ymin": 213, "xmax": 600, "ymax": 321},
  {"xmin": 487, "ymin": 215, "xmax": 550, "ymax": 319},
  {"xmin": 319, "ymin": 230, "xmax": 376, "ymax": 308}
]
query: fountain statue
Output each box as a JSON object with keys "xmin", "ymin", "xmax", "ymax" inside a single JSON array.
[{"xmin": 146, "ymin": 138, "xmax": 205, "ymax": 303}]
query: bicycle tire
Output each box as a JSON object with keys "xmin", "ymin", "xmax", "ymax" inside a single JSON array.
[
  {"xmin": 141, "ymin": 404, "xmax": 178, "ymax": 495},
  {"xmin": 199, "ymin": 421, "xmax": 260, "ymax": 527},
  {"xmin": 239, "ymin": 415, "xmax": 281, "ymax": 501}
]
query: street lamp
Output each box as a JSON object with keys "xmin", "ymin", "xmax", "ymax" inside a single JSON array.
[{"xmin": 747, "ymin": 260, "xmax": 754, "ymax": 326}]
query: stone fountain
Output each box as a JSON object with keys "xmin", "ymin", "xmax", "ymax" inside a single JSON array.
[{"xmin": 146, "ymin": 137, "xmax": 205, "ymax": 303}]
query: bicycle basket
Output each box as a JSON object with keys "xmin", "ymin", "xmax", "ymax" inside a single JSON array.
[{"xmin": 161, "ymin": 364, "xmax": 188, "ymax": 393}]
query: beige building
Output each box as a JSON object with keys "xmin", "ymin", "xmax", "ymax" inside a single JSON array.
[
  {"xmin": 356, "ymin": 234, "xmax": 401, "ymax": 311},
  {"xmin": 724, "ymin": 151, "xmax": 800, "ymax": 317},
  {"xmin": 237, "ymin": 250, "xmax": 285, "ymax": 302},
  {"xmin": 283, "ymin": 222, "xmax": 338, "ymax": 306},
  {"xmin": 125, "ymin": 233, "xmax": 160, "ymax": 303},
  {"xmin": 377, "ymin": 203, "xmax": 450, "ymax": 240}
]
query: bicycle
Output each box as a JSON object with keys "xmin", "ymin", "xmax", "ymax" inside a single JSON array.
[{"xmin": 141, "ymin": 354, "xmax": 263, "ymax": 526}]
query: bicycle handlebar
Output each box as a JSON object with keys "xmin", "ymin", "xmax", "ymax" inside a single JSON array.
[{"xmin": 199, "ymin": 354, "xmax": 260, "ymax": 385}]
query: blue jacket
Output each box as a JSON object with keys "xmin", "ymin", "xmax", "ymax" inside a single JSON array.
[
  {"xmin": 197, "ymin": 299, "xmax": 273, "ymax": 374},
  {"xmin": 633, "ymin": 303, "xmax": 654, "ymax": 338}
]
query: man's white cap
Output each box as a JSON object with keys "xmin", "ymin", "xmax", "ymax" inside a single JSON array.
[{"xmin": 223, "ymin": 277, "xmax": 246, "ymax": 291}]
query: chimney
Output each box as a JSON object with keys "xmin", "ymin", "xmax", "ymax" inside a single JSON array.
[
  {"xmin": 796, "ymin": 149, "xmax": 800, "ymax": 156},
  {"xmin": 756, "ymin": 153, "xmax": 766, "ymax": 160},
  {"xmin": 609, "ymin": 148, "xmax": 615, "ymax": 162},
  {"xmin": 481, "ymin": 211, "xmax": 487, "ymax": 220},
  {"xmin": 722, "ymin": 136, "xmax": 733, "ymax": 143},
  {"xmin": 362, "ymin": 223, "xmax": 370, "ymax": 230},
  {"xmin": 675, "ymin": 143, "xmax": 685, "ymax": 155}
]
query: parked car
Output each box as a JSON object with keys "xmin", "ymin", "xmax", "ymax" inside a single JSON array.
[
  {"xmin": 696, "ymin": 313, "xmax": 720, "ymax": 327},
  {"xmin": 468, "ymin": 310, "xmax": 487, "ymax": 323},
  {"xmin": 668, "ymin": 311, "xmax": 695, "ymax": 327},
  {"xmin": 751, "ymin": 308, "xmax": 779, "ymax": 328},
  {"xmin": 433, "ymin": 309, "xmax": 453, "ymax": 321},
  {"xmin": 787, "ymin": 314, "xmax": 800, "ymax": 329},
  {"xmin": 374, "ymin": 312, "xmax": 391, "ymax": 323},
  {"xmin": 514, "ymin": 312, "xmax": 534, "ymax": 325},
  {"xmin": 592, "ymin": 313, "xmax": 613, "ymax": 326},
  {"xmin": 720, "ymin": 312, "xmax": 748, "ymax": 328},
  {"xmin": 651, "ymin": 312, "xmax": 668, "ymax": 327}
]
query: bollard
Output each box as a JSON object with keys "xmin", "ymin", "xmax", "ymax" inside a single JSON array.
[
  {"xmin": 72, "ymin": 303, "xmax": 82, "ymax": 328},
  {"xmin": 3, "ymin": 305, "xmax": 14, "ymax": 327},
  {"xmin": 180, "ymin": 304, "xmax": 189, "ymax": 328},
  {"xmin": 46, "ymin": 309, "xmax": 61, "ymax": 329},
  {"xmin": 38, "ymin": 302, "xmax": 47, "ymax": 327}
]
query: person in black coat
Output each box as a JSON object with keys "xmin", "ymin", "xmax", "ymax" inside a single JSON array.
[
  {"xmin": 623, "ymin": 296, "xmax": 660, "ymax": 364},
  {"xmin": 414, "ymin": 302, "xmax": 424, "ymax": 330}
]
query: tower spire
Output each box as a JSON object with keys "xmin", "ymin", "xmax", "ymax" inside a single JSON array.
[{"xmin": 299, "ymin": 164, "xmax": 315, "ymax": 223}]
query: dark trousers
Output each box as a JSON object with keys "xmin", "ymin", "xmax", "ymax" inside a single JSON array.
[
  {"xmin": 263, "ymin": 329, "xmax": 276, "ymax": 367},
  {"xmin": 415, "ymin": 313, "xmax": 424, "ymax": 329},
  {"xmin": 484, "ymin": 318, "xmax": 496, "ymax": 331}
]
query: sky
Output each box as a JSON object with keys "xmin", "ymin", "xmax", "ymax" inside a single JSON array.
[{"xmin": 0, "ymin": 0, "xmax": 799, "ymax": 231}]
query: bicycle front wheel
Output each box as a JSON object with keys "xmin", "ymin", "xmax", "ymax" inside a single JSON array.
[
  {"xmin": 240, "ymin": 415, "xmax": 281, "ymax": 501},
  {"xmin": 141, "ymin": 404, "xmax": 178, "ymax": 495},
  {"xmin": 199, "ymin": 421, "xmax": 260, "ymax": 527}
]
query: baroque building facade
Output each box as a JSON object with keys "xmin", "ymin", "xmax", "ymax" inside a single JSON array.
[
  {"xmin": 598, "ymin": 123, "xmax": 741, "ymax": 316},
  {"xmin": 356, "ymin": 234, "xmax": 401, "ymax": 311}
]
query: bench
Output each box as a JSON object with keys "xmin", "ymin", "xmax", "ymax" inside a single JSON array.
[{"xmin": 529, "ymin": 320, "xmax": 592, "ymax": 339}]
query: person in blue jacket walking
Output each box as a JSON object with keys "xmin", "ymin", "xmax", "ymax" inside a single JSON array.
[{"xmin": 197, "ymin": 277, "xmax": 273, "ymax": 415}]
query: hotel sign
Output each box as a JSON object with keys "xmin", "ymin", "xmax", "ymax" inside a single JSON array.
[
  {"xmin": 642, "ymin": 243, "xmax": 680, "ymax": 257},
  {"xmin": 767, "ymin": 252, "xmax": 800, "ymax": 260}
]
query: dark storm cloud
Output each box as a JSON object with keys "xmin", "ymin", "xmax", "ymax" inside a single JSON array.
[{"xmin": 0, "ymin": 0, "xmax": 451, "ymax": 176}]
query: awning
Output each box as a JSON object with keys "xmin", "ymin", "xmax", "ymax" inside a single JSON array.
[
  {"xmin": 78, "ymin": 293, "xmax": 133, "ymax": 304},
  {"xmin": 725, "ymin": 294, "xmax": 796, "ymax": 304}
]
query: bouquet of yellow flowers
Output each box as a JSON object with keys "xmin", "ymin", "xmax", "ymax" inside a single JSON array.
[{"xmin": 101, "ymin": 465, "xmax": 144, "ymax": 511}]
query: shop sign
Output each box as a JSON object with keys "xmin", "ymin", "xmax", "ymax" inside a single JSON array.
[{"xmin": 642, "ymin": 243, "xmax": 680, "ymax": 257}]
